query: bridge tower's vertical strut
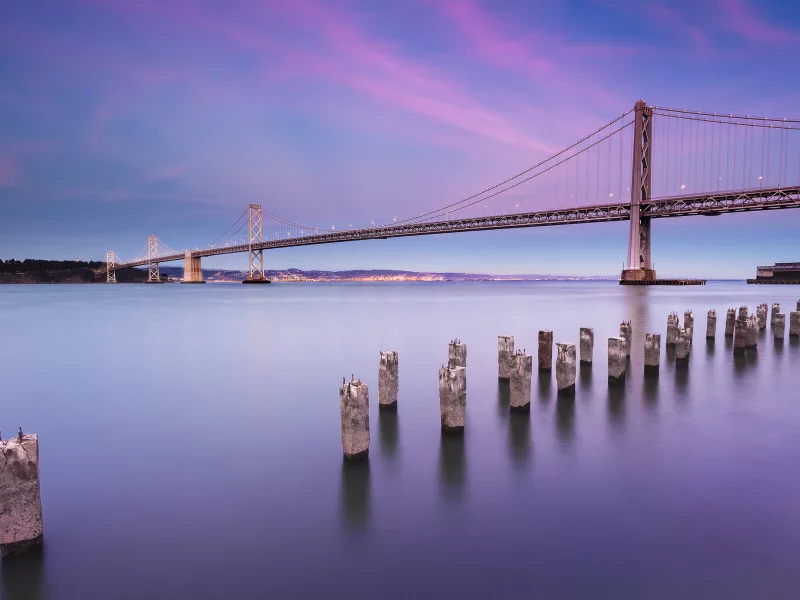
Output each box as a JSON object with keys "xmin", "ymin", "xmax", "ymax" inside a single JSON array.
[
  {"xmin": 147, "ymin": 234, "xmax": 161, "ymax": 282},
  {"xmin": 106, "ymin": 250, "xmax": 117, "ymax": 283},
  {"xmin": 621, "ymin": 100, "xmax": 655, "ymax": 282},
  {"xmin": 244, "ymin": 203, "xmax": 270, "ymax": 283}
]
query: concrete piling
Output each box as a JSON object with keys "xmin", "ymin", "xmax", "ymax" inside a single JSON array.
[
  {"xmin": 746, "ymin": 315, "xmax": 759, "ymax": 349},
  {"xmin": 774, "ymin": 313, "xmax": 785, "ymax": 339},
  {"xmin": 340, "ymin": 378, "xmax": 370, "ymax": 461},
  {"xmin": 725, "ymin": 308, "xmax": 736, "ymax": 337},
  {"xmin": 738, "ymin": 306, "xmax": 748, "ymax": 320},
  {"xmin": 0, "ymin": 432, "xmax": 43, "ymax": 558},
  {"xmin": 439, "ymin": 365, "xmax": 466, "ymax": 434},
  {"xmin": 555, "ymin": 343, "xmax": 576, "ymax": 396},
  {"xmin": 675, "ymin": 328, "xmax": 691, "ymax": 365},
  {"xmin": 790, "ymin": 312, "xmax": 800, "ymax": 337},
  {"xmin": 757, "ymin": 304, "xmax": 768, "ymax": 329},
  {"xmin": 644, "ymin": 333, "xmax": 660, "ymax": 375},
  {"xmin": 706, "ymin": 310, "xmax": 717, "ymax": 339},
  {"xmin": 608, "ymin": 337, "xmax": 626, "ymax": 385},
  {"xmin": 509, "ymin": 351, "xmax": 532, "ymax": 412},
  {"xmin": 538, "ymin": 330, "xmax": 553, "ymax": 370},
  {"xmin": 771, "ymin": 303, "xmax": 780, "ymax": 327},
  {"xmin": 797, "ymin": 300, "xmax": 800, "ymax": 312},
  {"xmin": 619, "ymin": 321, "xmax": 632, "ymax": 357},
  {"xmin": 733, "ymin": 317, "xmax": 748, "ymax": 354},
  {"xmin": 498, "ymin": 335, "xmax": 515, "ymax": 380},
  {"xmin": 448, "ymin": 339, "xmax": 467, "ymax": 368},
  {"xmin": 378, "ymin": 351, "xmax": 399, "ymax": 409},
  {"xmin": 684, "ymin": 311, "xmax": 694, "ymax": 338},
  {"xmin": 579, "ymin": 327, "xmax": 594, "ymax": 365},
  {"xmin": 666, "ymin": 312, "xmax": 680, "ymax": 347}
]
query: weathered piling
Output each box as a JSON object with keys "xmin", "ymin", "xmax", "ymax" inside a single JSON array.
[
  {"xmin": 538, "ymin": 330, "xmax": 553, "ymax": 370},
  {"xmin": 509, "ymin": 351, "xmax": 532, "ymax": 412},
  {"xmin": 774, "ymin": 313, "xmax": 785, "ymax": 339},
  {"xmin": 340, "ymin": 378, "xmax": 370, "ymax": 461},
  {"xmin": 797, "ymin": 300, "xmax": 800, "ymax": 312},
  {"xmin": 771, "ymin": 303, "xmax": 780, "ymax": 327},
  {"xmin": 579, "ymin": 327, "xmax": 594, "ymax": 365},
  {"xmin": 644, "ymin": 333, "xmax": 660, "ymax": 375},
  {"xmin": 725, "ymin": 308, "xmax": 736, "ymax": 337},
  {"xmin": 619, "ymin": 321, "xmax": 632, "ymax": 358},
  {"xmin": 439, "ymin": 365, "xmax": 466, "ymax": 434},
  {"xmin": 497, "ymin": 335, "xmax": 514, "ymax": 380},
  {"xmin": 757, "ymin": 304, "xmax": 768, "ymax": 329},
  {"xmin": 790, "ymin": 312, "xmax": 800, "ymax": 337},
  {"xmin": 733, "ymin": 317, "xmax": 748, "ymax": 354},
  {"xmin": 0, "ymin": 432, "xmax": 43, "ymax": 558},
  {"xmin": 706, "ymin": 310, "xmax": 717, "ymax": 339},
  {"xmin": 675, "ymin": 328, "xmax": 691, "ymax": 365},
  {"xmin": 608, "ymin": 337, "xmax": 626, "ymax": 385},
  {"xmin": 555, "ymin": 343, "xmax": 576, "ymax": 396},
  {"xmin": 448, "ymin": 339, "xmax": 467, "ymax": 368},
  {"xmin": 684, "ymin": 311, "xmax": 694, "ymax": 338},
  {"xmin": 666, "ymin": 312, "xmax": 680, "ymax": 347},
  {"xmin": 746, "ymin": 315, "xmax": 759, "ymax": 349},
  {"xmin": 378, "ymin": 351, "xmax": 399, "ymax": 409},
  {"xmin": 738, "ymin": 306, "xmax": 748, "ymax": 320}
]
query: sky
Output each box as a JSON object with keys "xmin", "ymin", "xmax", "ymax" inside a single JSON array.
[{"xmin": 1, "ymin": 0, "xmax": 799, "ymax": 278}]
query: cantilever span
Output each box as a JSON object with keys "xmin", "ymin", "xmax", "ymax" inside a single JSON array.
[{"xmin": 106, "ymin": 185, "xmax": 800, "ymax": 274}]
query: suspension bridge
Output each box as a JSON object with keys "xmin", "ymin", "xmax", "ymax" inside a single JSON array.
[{"xmin": 103, "ymin": 101, "xmax": 800, "ymax": 284}]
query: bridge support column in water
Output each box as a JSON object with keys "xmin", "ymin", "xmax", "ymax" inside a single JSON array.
[
  {"xmin": 0, "ymin": 433, "xmax": 43, "ymax": 558},
  {"xmin": 608, "ymin": 338, "xmax": 626, "ymax": 384},
  {"xmin": 707, "ymin": 310, "xmax": 717, "ymax": 339},
  {"xmin": 645, "ymin": 333, "xmax": 660, "ymax": 375},
  {"xmin": 619, "ymin": 321, "xmax": 632, "ymax": 358},
  {"xmin": 725, "ymin": 308, "xmax": 736, "ymax": 337},
  {"xmin": 340, "ymin": 378, "xmax": 370, "ymax": 461},
  {"xmin": 538, "ymin": 330, "xmax": 553, "ymax": 371},
  {"xmin": 181, "ymin": 251, "xmax": 204, "ymax": 283},
  {"xmin": 243, "ymin": 203, "xmax": 271, "ymax": 284},
  {"xmin": 774, "ymin": 313, "xmax": 785, "ymax": 339},
  {"xmin": 580, "ymin": 328, "xmax": 594, "ymax": 365},
  {"xmin": 621, "ymin": 100, "xmax": 656, "ymax": 284}
]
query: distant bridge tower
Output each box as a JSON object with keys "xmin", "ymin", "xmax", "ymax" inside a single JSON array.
[
  {"xmin": 244, "ymin": 203, "xmax": 270, "ymax": 284},
  {"xmin": 621, "ymin": 100, "xmax": 655, "ymax": 283},
  {"xmin": 106, "ymin": 250, "xmax": 116, "ymax": 283},
  {"xmin": 147, "ymin": 234, "xmax": 161, "ymax": 283}
]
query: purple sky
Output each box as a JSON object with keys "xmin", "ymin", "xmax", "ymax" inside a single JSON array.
[{"xmin": 1, "ymin": 0, "xmax": 799, "ymax": 277}]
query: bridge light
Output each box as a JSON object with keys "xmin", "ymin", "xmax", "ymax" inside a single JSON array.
[
  {"xmin": 680, "ymin": 184, "xmax": 686, "ymax": 190},
  {"xmin": 758, "ymin": 176, "xmax": 763, "ymax": 180}
]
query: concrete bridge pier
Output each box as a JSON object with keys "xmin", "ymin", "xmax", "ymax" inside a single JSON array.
[
  {"xmin": 340, "ymin": 378, "xmax": 370, "ymax": 461},
  {"xmin": 378, "ymin": 351, "xmax": 399, "ymax": 410},
  {"xmin": 0, "ymin": 432, "xmax": 43, "ymax": 558},
  {"xmin": 498, "ymin": 336, "xmax": 515, "ymax": 380},
  {"xmin": 182, "ymin": 251, "xmax": 204, "ymax": 284}
]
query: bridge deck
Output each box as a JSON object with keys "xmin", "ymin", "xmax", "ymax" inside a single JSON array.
[{"xmin": 109, "ymin": 186, "xmax": 800, "ymax": 271}]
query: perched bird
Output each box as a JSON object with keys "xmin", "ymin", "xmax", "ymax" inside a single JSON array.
[{"xmin": 18, "ymin": 426, "xmax": 24, "ymax": 440}]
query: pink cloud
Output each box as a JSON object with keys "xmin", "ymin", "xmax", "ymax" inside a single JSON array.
[
  {"xmin": 717, "ymin": 0, "xmax": 798, "ymax": 43},
  {"xmin": 0, "ymin": 155, "xmax": 21, "ymax": 187}
]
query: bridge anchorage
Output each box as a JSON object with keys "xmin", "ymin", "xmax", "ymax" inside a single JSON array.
[{"xmin": 100, "ymin": 99, "xmax": 800, "ymax": 285}]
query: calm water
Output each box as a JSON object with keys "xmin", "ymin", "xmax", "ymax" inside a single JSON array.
[{"xmin": 1, "ymin": 282, "xmax": 800, "ymax": 599}]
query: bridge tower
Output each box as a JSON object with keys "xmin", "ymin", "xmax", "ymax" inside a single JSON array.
[
  {"xmin": 621, "ymin": 100, "xmax": 655, "ymax": 283},
  {"xmin": 106, "ymin": 250, "xmax": 116, "ymax": 283},
  {"xmin": 147, "ymin": 234, "xmax": 161, "ymax": 283},
  {"xmin": 244, "ymin": 203, "xmax": 270, "ymax": 284}
]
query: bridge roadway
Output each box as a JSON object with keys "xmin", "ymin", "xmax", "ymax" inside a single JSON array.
[{"xmin": 109, "ymin": 185, "xmax": 800, "ymax": 272}]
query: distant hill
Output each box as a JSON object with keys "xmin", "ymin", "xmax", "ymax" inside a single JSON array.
[{"xmin": 0, "ymin": 259, "xmax": 150, "ymax": 283}]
